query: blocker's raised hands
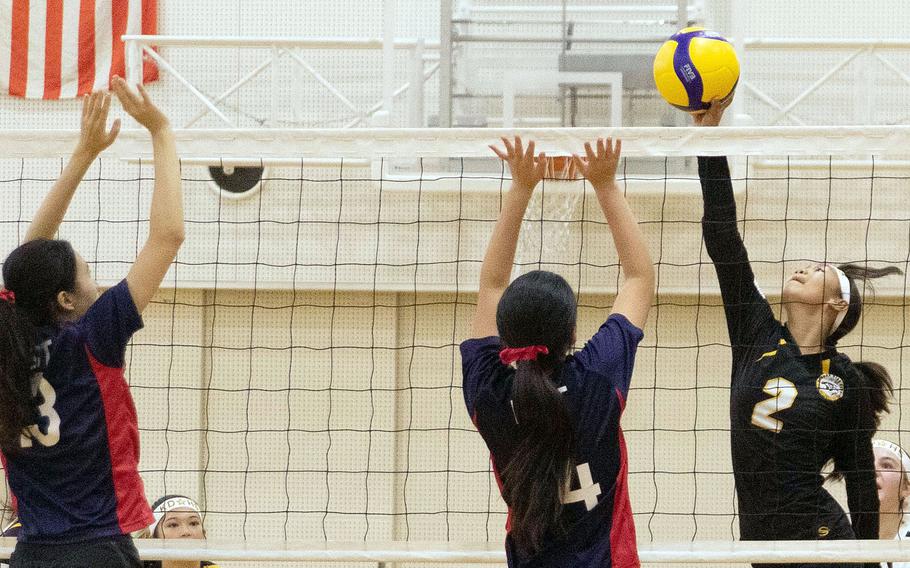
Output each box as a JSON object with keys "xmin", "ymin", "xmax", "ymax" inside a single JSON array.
[
  {"xmin": 76, "ymin": 91, "xmax": 120, "ymax": 157},
  {"xmin": 490, "ymin": 136, "xmax": 547, "ymax": 192},
  {"xmin": 112, "ymin": 76, "xmax": 170, "ymax": 134},
  {"xmin": 572, "ymin": 137, "xmax": 622, "ymax": 191}
]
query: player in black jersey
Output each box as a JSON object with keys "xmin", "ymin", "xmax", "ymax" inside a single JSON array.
[{"xmin": 695, "ymin": 98, "xmax": 901, "ymax": 568}]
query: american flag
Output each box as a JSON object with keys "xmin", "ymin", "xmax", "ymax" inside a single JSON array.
[{"xmin": 0, "ymin": 0, "xmax": 158, "ymax": 99}]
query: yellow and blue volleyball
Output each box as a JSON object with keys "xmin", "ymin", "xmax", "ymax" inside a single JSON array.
[{"xmin": 653, "ymin": 27, "xmax": 740, "ymax": 112}]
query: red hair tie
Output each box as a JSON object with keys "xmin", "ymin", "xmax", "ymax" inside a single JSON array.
[
  {"xmin": 499, "ymin": 345, "xmax": 549, "ymax": 365},
  {"xmin": 0, "ymin": 288, "xmax": 14, "ymax": 305}
]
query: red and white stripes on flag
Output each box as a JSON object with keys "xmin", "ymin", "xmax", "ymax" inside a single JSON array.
[{"xmin": 0, "ymin": 0, "xmax": 158, "ymax": 99}]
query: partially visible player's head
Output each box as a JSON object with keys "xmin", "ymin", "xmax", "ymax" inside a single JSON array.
[
  {"xmin": 873, "ymin": 439, "xmax": 910, "ymax": 538},
  {"xmin": 0, "ymin": 238, "xmax": 101, "ymax": 450},
  {"xmin": 497, "ymin": 270, "xmax": 577, "ymax": 358},
  {"xmin": 150, "ymin": 495, "xmax": 205, "ymax": 540},
  {"xmin": 1, "ymin": 239, "xmax": 98, "ymax": 325},
  {"xmin": 782, "ymin": 262, "xmax": 900, "ymax": 426},
  {"xmin": 495, "ymin": 270, "xmax": 577, "ymax": 556}
]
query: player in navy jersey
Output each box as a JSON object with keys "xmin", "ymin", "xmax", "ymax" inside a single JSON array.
[
  {"xmin": 0, "ymin": 78, "xmax": 184, "ymax": 568},
  {"xmin": 695, "ymin": 98, "xmax": 900, "ymax": 568},
  {"xmin": 461, "ymin": 136, "xmax": 654, "ymax": 567}
]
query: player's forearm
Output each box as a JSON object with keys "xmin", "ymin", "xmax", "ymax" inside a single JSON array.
[
  {"xmin": 698, "ymin": 156, "xmax": 736, "ymax": 221},
  {"xmin": 25, "ymin": 148, "xmax": 97, "ymax": 242},
  {"xmin": 478, "ymin": 184, "xmax": 532, "ymax": 291},
  {"xmin": 698, "ymin": 156, "xmax": 753, "ymax": 271},
  {"xmin": 146, "ymin": 126, "xmax": 184, "ymax": 248},
  {"xmin": 594, "ymin": 181, "xmax": 654, "ymax": 286}
]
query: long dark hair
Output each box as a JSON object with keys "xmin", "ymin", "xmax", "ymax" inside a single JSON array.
[
  {"xmin": 828, "ymin": 263, "xmax": 902, "ymax": 427},
  {"xmin": 496, "ymin": 270, "xmax": 577, "ymax": 556},
  {"xmin": 0, "ymin": 239, "xmax": 77, "ymax": 450}
]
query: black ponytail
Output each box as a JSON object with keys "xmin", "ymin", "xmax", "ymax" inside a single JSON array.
[
  {"xmin": 0, "ymin": 300, "xmax": 38, "ymax": 450},
  {"xmin": 496, "ymin": 270, "xmax": 577, "ymax": 556},
  {"xmin": 827, "ymin": 263, "xmax": 902, "ymax": 426},
  {"xmin": 0, "ymin": 239, "xmax": 77, "ymax": 450},
  {"xmin": 852, "ymin": 361, "xmax": 892, "ymax": 428}
]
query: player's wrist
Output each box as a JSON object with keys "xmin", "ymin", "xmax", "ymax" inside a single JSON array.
[
  {"xmin": 592, "ymin": 180, "xmax": 618, "ymax": 194},
  {"xmin": 70, "ymin": 144, "xmax": 99, "ymax": 166}
]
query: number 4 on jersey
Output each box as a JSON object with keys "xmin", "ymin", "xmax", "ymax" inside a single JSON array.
[{"xmin": 562, "ymin": 463, "xmax": 601, "ymax": 511}]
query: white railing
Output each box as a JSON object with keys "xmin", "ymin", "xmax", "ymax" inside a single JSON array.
[
  {"xmin": 4, "ymin": 538, "xmax": 910, "ymax": 564},
  {"xmin": 737, "ymin": 38, "xmax": 910, "ymax": 126},
  {"xmin": 122, "ymin": 35, "xmax": 441, "ymax": 130}
]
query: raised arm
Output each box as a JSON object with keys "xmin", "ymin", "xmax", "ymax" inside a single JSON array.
[
  {"xmin": 112, "ymin": 77, "xmax": 185, "ymax": 314},
  {"xmin": 695, "ymin": 99, "xmax": 775, "ymax": 351},
  {"xmin": 25, "ymin": 92, "xmax": 121, "ymax": 242},
  {"xmin": 572, "ymin": 138, "xmax": 654, "ymax": 329},
  {"xmin": 470, "ymin": 136, "xmax": 546, "ymax": 338}
]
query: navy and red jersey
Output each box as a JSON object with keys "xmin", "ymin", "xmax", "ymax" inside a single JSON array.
[
  {"xmin": 1, "ymin": 279, "xmax": 153, "ymax": 543},
  {"xmin": 461, "ymin": 314, "xmax": 643, "ymax": 568},
  {"xmin": 699, "ymin": 156, "xmax": 879, "ymax": 549}
]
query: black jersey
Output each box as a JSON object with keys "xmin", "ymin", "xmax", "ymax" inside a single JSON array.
[{"xmin": 699, "ymin": 157, "xmax": 879, "ymax": 547}]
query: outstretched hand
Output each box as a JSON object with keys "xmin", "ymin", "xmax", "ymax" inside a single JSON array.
[
  {"xmin": 693, "ymin": 93, "xmax": 734, "ymax": 127},
  {"xmin": 76, "ymin": 91, "xmax": 120, "ymax": 157},
  {"xmin": 490, "ymin": 136, "xmax": 546, "ymax": 192},
  {"xmin": 112, "ymin": 76, "xmax": 170, "ymax": 134},
  {"xmin": 572, "ymin": 137, "xmax": 622, "ymax": 191}
]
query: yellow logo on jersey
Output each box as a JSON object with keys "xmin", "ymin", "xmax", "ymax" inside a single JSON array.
[{"xmin": 816, "ymin": 374, "xmax": 844, "ymax": 402}]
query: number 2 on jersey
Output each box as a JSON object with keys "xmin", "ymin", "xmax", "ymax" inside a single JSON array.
[{"xmin": 750, "ymin": 377, "xmax": 796, "ymax": 433}]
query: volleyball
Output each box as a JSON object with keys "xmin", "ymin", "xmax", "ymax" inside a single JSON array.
[{"xmin": 653, "ymin": 27, "xmax": 740, "ymax": 112}]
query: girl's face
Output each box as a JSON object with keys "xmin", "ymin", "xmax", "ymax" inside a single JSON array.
[
  {"xmin": 875, "ymin": 447, "xmax": 909, "ymax": 515},
  {"xmin": 781, "ymin": 263, "xmax": 846, "ymax": 323},
  {"xmin": 156, "ymin": 508, "xmax": 205, "ymax": 540}
]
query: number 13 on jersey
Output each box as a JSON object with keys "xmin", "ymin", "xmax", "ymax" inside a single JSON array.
[
  {"xmin": 750, "ymin": 377, "xmax": 797, "ymax": 433},
  {"xmin": 20, "ymin": 376, "xmax": 61, "ymax": 448}
]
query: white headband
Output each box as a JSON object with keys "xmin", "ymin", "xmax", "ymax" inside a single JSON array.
[
  {"xmin": 873, "ymin": 439, "xmax": 910, "ymax": 480},
  {"xmin": 151, "ymin": 496, "xmax": 201, "ymax": 535},
  {"xmin": 829, "ymin": 265, "xmax": 851, "ymax": 335}
]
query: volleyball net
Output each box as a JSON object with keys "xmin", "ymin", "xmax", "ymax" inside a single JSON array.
[{"xmin": 0, "ymin": 127, "xmax": 909, "ymax": 566}]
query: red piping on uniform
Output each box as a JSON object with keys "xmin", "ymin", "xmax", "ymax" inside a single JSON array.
[
  {"xmin": 610, "ymin": 389, "xmax": 640, "ymax": 567},
  {"xmin": 87, "ymin": 348, "xmax": 153, "ymax": 534}
]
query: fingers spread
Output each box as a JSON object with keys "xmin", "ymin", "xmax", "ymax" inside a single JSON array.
[
  {"xmin": 107, "ymin": 118, "xmax": 122, "ymax": 144},
  {"xmin": 489, "ymin": 145, "xmax": 508, "ymax": 161},
  {"xmin": 501, "ymin": 137, "xmax": 514, "ymax": 156},
  {"xmin": 99, "ymin": 92, "xmax": 111, "ymax": 119},
  {"xmin": 536, "ymin": 152, "xmax": 547, "ymax": 176},
  {"xmin": 571, "ymin": 154, "xmax": 586, "ymax": 174},
  {"xmin": 584, "ymin": 142, "xmax": 596, "ymax": 162},
  {"xmin": 136, "ymin": 83, "xmax": 152, "ymax": 104},
  {"xmin": 81, "ymin": 94, "xmax": 91, "ymax": 119}
]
